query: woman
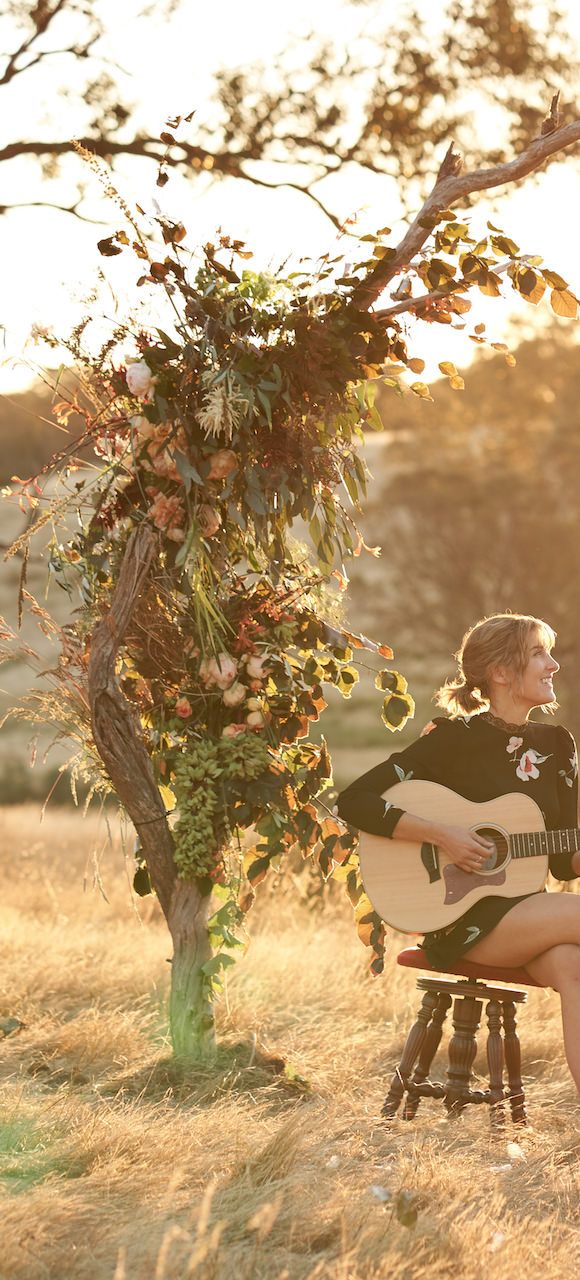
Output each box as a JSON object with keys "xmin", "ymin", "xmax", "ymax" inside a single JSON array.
[{"xmin": 336, "ymin": 612, "xmax": 580, "ymax": 1091}]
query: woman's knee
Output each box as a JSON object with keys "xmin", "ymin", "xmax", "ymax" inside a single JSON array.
[{"xmin": 530, "ymin": 943, "xmax": 580, "ymax": 991}]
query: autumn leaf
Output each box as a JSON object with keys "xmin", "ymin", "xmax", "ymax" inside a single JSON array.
[{"xmin": 551, "ymin": 288, "xmax": 578, "ymax": 318}]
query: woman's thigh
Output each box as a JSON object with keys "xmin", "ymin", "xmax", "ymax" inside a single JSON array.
[{"xmin": 466, "ymin": 893, "xmax": 580, "ymax": 967}]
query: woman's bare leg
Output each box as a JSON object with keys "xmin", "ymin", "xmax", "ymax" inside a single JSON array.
[
  {"xmin": 524, "ymin": 945, "xmax": 580, "ymax": 1091},
  {"xmin": 467, "ymin": 896, "xmax": 580, "ymax": 1091},
  {"xmin": 466, "ymin": 893, "xmax": 580, "ymax": 967}
]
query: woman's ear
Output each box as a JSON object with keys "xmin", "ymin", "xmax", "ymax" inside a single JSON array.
[{"xmin": 489, "ymin": 664, "xmax": 510, "ymax": 689}]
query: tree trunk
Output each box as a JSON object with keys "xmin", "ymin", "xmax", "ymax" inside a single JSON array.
[
  {"xmin": 168, "ymin": 880, "xmax": 216, "ymax": 1062},
  {"xmin": 87, "ymin": 524, "xmax": 216, "ymax": 1061}
]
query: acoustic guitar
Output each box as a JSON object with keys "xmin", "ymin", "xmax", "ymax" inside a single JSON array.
[{"xmin": 358, "ymin": 779, "xmax": 580, "ymax": 933}]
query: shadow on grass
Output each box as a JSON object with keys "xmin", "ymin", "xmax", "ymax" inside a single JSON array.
[{"xmin": 101, "ymin": 1038, "xmax": 313, "ymax": 1109}]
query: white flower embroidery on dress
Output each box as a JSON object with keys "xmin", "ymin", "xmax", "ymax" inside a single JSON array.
[
  {"xmin": 506, "ymin": 736, "xmax": 524, "ymax": 755},
  {"xmin": 515, "ymin": 748, "xmax": 550, "ymax": 783}
]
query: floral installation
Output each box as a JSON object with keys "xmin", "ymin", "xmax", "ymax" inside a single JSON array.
[{"xmin": 2, "ymin": 212, "xmax": 422, "ymax": 993}]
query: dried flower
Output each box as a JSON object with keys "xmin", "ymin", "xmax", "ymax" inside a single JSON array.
[
  {"xmin": 198, "ymin": 383, "xmax": 245, "ymax": 442},
  {"xmin": 175, "ymin": 697, "xmax": 192, "ymax": 718}
]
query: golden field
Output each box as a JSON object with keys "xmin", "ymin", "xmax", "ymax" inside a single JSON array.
[{"xmin": 1, "ymin": 805, "xmax": 580, "ymax": 1280}]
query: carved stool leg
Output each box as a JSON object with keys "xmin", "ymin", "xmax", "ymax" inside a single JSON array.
[
  {"xmin": 486, "ymin": 999, "xmax": 505, "ymax": 1129},
  {"xmin": 403, "ymin": 993, "xmax": 453, "ymax": 1120},
  {"xmin": 382, "ymin": 990, "xmax": 439, "ymax": 1119},
  {"xmin": 503, "ymin": 1000, "xmax": 527, "ymax": 1125},
  {"xmin": 444, "ymin": 995, "xmax": 482, "ymax": 1117}
]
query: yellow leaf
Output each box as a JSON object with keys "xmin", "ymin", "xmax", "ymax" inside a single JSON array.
[
  {"xmin": 159, "ymin": 784, "xmax": 176, "ymax": 812},
  {"xmin": 504, "ymin": 353, "xmax": 517, "ymax": 367},
  {"xmin": 438, "ymin": 361, "xmax": 458, "ymax": 377},
  {"xmin": 357, "ymin": 920, "xmax": 374, "ymax": 947},
  {"xmin": 551, "ymin": 288, "xmax": 578, "ymax": 318},
  {"xmin": 407, "ymin": 358, "xmax": 425, "ymax": 373},
  {"xmin": 450, "ymin": 375, "xmax": 465, "ymax": 390},
  {"xmin": 355, "ymin": 892, "xmax": 374, "ymax": 921},
  {"xmin": 409, "ymin": 381, "xmax": 433, "ymax": 401}
]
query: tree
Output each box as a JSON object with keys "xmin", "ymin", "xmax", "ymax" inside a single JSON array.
[
  {"xmin": 4, "ymin": 118, "xmax": 580, "ymax": 1062},
  {"xmin": 2, "ymin": 1, "xmax": 579, "ymax": 225}
]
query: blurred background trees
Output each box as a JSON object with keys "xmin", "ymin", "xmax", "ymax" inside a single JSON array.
[{"xmin": 2, "ymin": 0, "xmax": 579, "ymax": 224}]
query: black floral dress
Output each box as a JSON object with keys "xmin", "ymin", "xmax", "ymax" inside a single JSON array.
[{"xmin": 336, "ymin": 713, "xmax": 579, "ymax": 968}]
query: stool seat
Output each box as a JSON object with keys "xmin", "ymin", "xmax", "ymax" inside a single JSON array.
[{"xmin": 397, "ymin": 945, "xmax": 541, "ymax": 988}]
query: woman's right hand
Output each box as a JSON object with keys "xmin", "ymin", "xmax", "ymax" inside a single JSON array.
[{"xmin": 435, "ymin": 824, "xmax": 495, "ymax": 873}]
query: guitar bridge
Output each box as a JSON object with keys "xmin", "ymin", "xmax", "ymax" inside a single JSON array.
[{"xmin": 421, "ymin": 843, "xmax": 441, "ymax": 883}]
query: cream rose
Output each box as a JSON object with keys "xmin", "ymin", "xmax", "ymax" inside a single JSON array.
[
  {"xmin": 246, "ymin": 709, "xmax": 266, "ymax": 729},
  {"xmin": 199, "ymin": 652, "xmax": 238, "ymax": 689},
  {"xmin": 245, "ymin": 654, "xmax": 272, "ymax": 681},
  {"xmin": 222, "ymin": 681, "xmax": 246, "ymax": 708},
  {"xmin": 126, "ymin": 360, "xmax": 155, "ymax": 399}
]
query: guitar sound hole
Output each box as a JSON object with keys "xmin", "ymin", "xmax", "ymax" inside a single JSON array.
[{"xmin": 473, "ymin": 826, "xmax": 509, "ymax": 873}]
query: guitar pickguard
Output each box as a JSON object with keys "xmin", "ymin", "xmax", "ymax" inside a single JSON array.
[{"xmin": 443, "ymin": 864, "xmax": 506, "ymax": 904}]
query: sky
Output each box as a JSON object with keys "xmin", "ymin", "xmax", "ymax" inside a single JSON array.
[{"xmin": 2, "ymin": 0, "xmax": 580, "ymax": 393}]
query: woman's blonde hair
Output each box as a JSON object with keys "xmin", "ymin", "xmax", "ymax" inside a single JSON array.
[{"xmin": 434, "ymin": 612, "xmax": 557, "ymax": 717}]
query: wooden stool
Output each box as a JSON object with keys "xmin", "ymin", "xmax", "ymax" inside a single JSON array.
[{"xmin": 383, "ymin": 946, "xmax": 541, "ymax": 1126}]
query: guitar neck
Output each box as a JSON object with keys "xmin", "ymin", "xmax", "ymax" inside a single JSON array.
[{"xmin": 511, "ymin": 828, "xmax": 580, "ymax": 859}]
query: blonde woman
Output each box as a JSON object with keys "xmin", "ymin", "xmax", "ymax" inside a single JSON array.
[{"xmin": 337, "ymin": 613, "xmax": 580, "ymax": 1089}]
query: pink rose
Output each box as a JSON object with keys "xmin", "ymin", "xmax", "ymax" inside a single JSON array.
[
  {"xmin": 207, "ymin": 449, "xmax": 238, "ymax": 480},
  {"xmin": 221, "ymin": 723, "xmax": 247, "ymax": 737},
  {"xmin": 148, "ymin": 492, "xmax": 185, "ymax": 541},
  {"xmin": 175, "ymin": 697, "xmax": 192, "ymax": 718}
]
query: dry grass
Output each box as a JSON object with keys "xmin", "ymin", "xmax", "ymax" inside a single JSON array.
[{"xmin": 1, "ymin": 806, "xmax": 580, "ymax": 1280}]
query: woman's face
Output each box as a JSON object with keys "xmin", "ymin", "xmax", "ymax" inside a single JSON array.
[{"xmin": 517, "ymin": 628, "xmax": 560, "ymax": 709}]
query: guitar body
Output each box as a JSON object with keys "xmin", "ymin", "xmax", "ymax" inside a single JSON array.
[{"xmin": 358, "ymin": 780, "xmax": 548, "ymax": 933}]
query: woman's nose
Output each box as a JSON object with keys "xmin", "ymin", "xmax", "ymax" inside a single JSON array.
[{"xmin": 548, "ymin": 656, "xmax": 560, "ymax": 673}]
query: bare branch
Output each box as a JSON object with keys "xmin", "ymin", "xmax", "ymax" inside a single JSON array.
[
  {"xmin": 0, "ymin": 197, "xmax": 108, "ymax": 224},
  {"xmin": 0, "ymin": 0, "xmax": 69, "ymax": 86},
  {"xmin": 352, "ymin": 119, "xmax": 580, "ymax": 311}
]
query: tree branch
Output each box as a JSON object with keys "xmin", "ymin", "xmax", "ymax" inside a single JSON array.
[
  {"xmin": 352, "ymin": 120, "xmax": 580, "ymax": 311},
  {"xmin": 87, "ymin": 523, "xmax": 177, "ymax": 917}
]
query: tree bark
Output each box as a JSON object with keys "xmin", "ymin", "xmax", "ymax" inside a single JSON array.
[
  {"xmin": 87, "ymin": 523, "xmax": 216, "ymax": 1060},
  {"xmin": 168, "ymin": 880, "xmax": 216, "ymax": 1062}
]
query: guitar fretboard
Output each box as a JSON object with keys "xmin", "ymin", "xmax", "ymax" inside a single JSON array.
[{"xmin": 510, "ymin": 828, "xmax": 580, "ymax": 859}]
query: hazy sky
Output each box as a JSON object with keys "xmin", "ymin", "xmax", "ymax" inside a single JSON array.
[{"xmin": 2, "ymin": 0, "xmax": 580, "ymax": 392}]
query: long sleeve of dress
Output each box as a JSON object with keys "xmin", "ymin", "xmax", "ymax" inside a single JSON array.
[
  {"xmin": 336, "ymin": 719, "xmax": 451, "ymax": 838},
  {"xmin": 548, "ymin": 726, "xmax": 579, "ymax": 881}
]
